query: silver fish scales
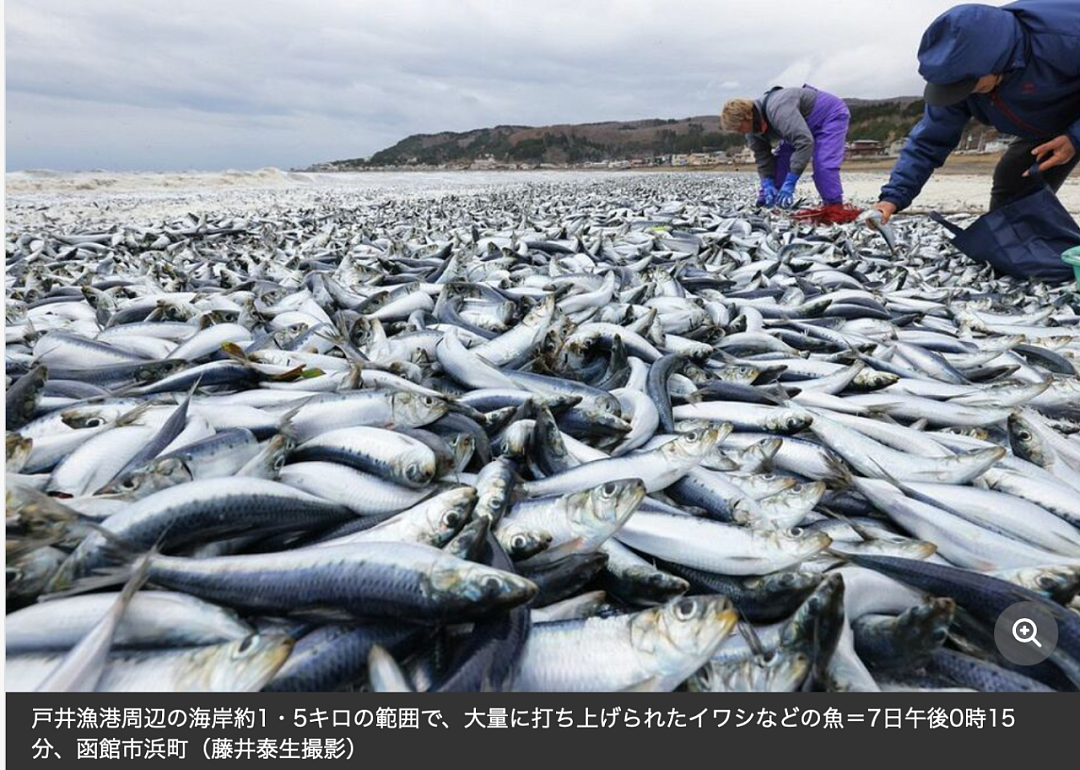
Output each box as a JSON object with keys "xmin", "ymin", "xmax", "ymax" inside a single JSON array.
[{"xmin": 6, "ymin": 172, "xmax": 1080, "ymax": 692}]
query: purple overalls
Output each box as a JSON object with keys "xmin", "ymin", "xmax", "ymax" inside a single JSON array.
[{"xmin": 772, "ymin": 86, "xmax": 850, "ymax": 205}]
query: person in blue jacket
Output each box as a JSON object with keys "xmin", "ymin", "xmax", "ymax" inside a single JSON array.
[{"xmin": 872, "ymin": 1, "xmax": 1080, "ymax": 224}]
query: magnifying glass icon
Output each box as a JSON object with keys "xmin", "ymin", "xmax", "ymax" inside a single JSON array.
[{"xmin": 1012, "ymin": 618, "xmax": 1042, "ymax": 648}]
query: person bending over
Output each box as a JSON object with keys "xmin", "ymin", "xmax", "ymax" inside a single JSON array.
[
  {"xmin": 872, "ymin": 1, "xmax": 1080, "ymax": 223},
  {"xmin": 721, "ymin": 85, "xmax": 850, "ymax": 209}
]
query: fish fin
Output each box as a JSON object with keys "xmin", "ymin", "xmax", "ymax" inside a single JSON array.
[
  {"xmin": 772, "ymin": 380, "xmax": 797, "ymax": 404},
  {"xmin": 824, "ymin": 452, "xmax": 853, "ymax": 488},
  {"xmin": 268, "ymin": 366, "xmax": 309, "ymax": 382},
  {"xmin": 115, "ymin": 551, "xmax": 153, "ymax": 603},
  {"xmin": 113, "ymin": 401, "xmax": 156, "ymax": 426},
  {"xmin": 515, "ymin": 537, "xmax": 588, "ymax": 569},
  {"xmin": 444, "ymin": 399, "xmax": 487, "ymax": 421},
  {"xmin": 620, "ymin": 675, "xmax": 666, "ymax": 693},
  {"xmin": 817, "ymin": 508, "xmax": 870, "ymax": 542},
  {"xmin": 862, "ymin": 455, "xmax": 902, "ymax": 487},
  {"xmin": 820, "ymin": 547, "xmax": 852, "ymax": 563},
  {"xmin": 312, "ymin": 325, "xmax": 347, "ymax": 346},
  {"xmin": 220, "ymin": 341, "xmax": 249, "ymax": 362},
  {"xmin": 223, "ymin": 341, "xmax": 308, "ymax": 381},
  {"xmin": 39, "ymin": 567, "xmax": 133, "ymax": 601},
  {"xmin": 110, "ymin": 383, "xmax": 199, "ymax": 486},
  {"xmin": 76, "ymin": 517, "xmax": 144, "ymax": 546},
  {"xmin": 738, "ymin": 619, "xmax": 767, "ymax": 658},
  {"xmin": 42, "ymin": 541, "xmax": 161, "ymax": 601},
  {"xmin": 684, "ymin": 388, "xmax": 707, "ymax": 405},
  {"xmin": 340, "ymin": 364, "xmax": 363, "ymax": 390},
  {"xmin": 276, "ymin": 403, "xmax": 306, "ymax": 442},
  {"xmin": 755, "ymin": 386, "xmax": 788, "ymax": 406},
  {"xmin": 5, "ymin": 533, "xmax": 66, "ymax": 561}
]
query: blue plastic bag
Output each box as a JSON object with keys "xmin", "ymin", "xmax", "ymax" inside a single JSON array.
[{"xmin": 930, "ymin": 168, "xmax": 1080, "ymax": 283}]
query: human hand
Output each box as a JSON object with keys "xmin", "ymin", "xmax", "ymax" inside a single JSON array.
[
  {"xmin": 757, "ymin": 178, "xmax": 778, "ymax": 207},
  {"xmin": 1025, "ymin": 135, "xmax": 1076, "ymax": 175},
  {"xmin": 775, "ymin": 173, "xmax": 800, "ymax": 209},
  {"xmin": 871, "ymin": 200, "xmax": 898, "ymax": 223}
]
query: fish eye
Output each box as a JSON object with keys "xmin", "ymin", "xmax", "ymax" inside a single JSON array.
[
  {"xmin": 236, "ymin": 636, "xmax": 257, "ymax": 655},
  {"xmin": 780, "ymin": 573, "xmax": 796, "ymax": 587},
  {"xmin": 444, "ymin": 511, "xmax": 461, "ymax": 527},
  {"xmin": 602, "ymin": 482, "xmax": 618, "ymax": 496},
  {"xmin": 121, "ymin": 477, "xmax": 139, "ymax": 491},
  {"xmin": 482, "ymin": 575, "xmax": 503, "ymax": 592},
  {"xmin": 674, "ymin": 599, "xmax": 697, "ymax": 620},
  {"xmin": 1018, "ymin": 430, "xmax": 1032, "ymax": 441},
  {"xmin": 1038, "ymin": 576, "xmax": 1055, "ymax": 589},
  {"xmin": 789, "ymin": 527, "xmax": 803, "ymax": 537},
  {"xmin": 86, "ymin": 417, "xmax": 103, "ymax": 428}
]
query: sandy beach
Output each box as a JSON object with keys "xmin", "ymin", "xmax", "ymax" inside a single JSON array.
[
  {"xmin": 843, "ymin": 170, "xmax": 1080, "ymax": 218},
  {"xmin": 8, "ymin": 166, "xmax": 1079, "ymax": 227}
]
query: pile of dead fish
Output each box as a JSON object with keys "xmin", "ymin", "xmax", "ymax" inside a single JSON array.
[{"xmin": 6, "ymin": 174, "xmax": 1080, "ymax": 692}]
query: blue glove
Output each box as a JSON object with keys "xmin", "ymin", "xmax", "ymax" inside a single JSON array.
[
  {"xmin": 775, "ymin": 172, "xmax": 800, "ymax": 209},
  {"xmin": 756, "ymin": 178, "xmax": 778, "ymax": 207}
]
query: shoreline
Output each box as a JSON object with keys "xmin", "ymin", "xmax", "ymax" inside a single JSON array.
[{"xmin": 7, "ymin": 163, "xmax": 1079, "ymax": 221}]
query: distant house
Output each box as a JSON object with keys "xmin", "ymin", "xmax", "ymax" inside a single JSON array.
[
  {"xmin": 983, "ymin": 139, "xmax": 1011, "ymax": 154},
  {"xmin": 845, "ymin": 139, "xmax": 883, "ymax": 158},
  {"xmin": 470, "ymin": 155, "xmax": 500, "ymax": 170},
  {"xmin": 734, "ymin": 147, "xmax": 755, "ymax": 164},
  {"xmin": 671, "ymin": 154, "xmax": 690, "ymax": 167},
  {"xmin": 688, "ymin": 151, "xmax": 726, "ymax": 166},
  {"xmin": 887, "ymin": 139, "xmax": 907, "ymax": 157}
]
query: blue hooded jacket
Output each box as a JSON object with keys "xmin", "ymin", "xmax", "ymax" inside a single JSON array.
[{"xmin": 880, "ymin": 1, "xmax": 1080, "ymax": 210}]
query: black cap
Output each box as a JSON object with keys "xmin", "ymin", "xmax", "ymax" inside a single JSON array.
[{"xmin": 923, "ymin": 77, "xmax": 978, "ymax": 107}]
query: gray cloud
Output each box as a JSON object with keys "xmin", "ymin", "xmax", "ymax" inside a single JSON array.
[{"xmin": 5, "ymin": 0, "xmax": 1008, "ymax": 171}]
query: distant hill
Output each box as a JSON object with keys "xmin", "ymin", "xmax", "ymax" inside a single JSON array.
[{"xmin": 307, "ymin": 97, "xmax": 999, "ymax": 169}]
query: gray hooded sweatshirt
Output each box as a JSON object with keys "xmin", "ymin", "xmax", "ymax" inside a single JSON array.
[{"xmin": 747, "ymin": 86, "xmax": 819, "ymax": 180}]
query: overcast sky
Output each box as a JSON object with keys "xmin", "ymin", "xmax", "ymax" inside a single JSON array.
[{"xmin": 5, "ymin": 0, "xmax": 1008, "ymax": 172}]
